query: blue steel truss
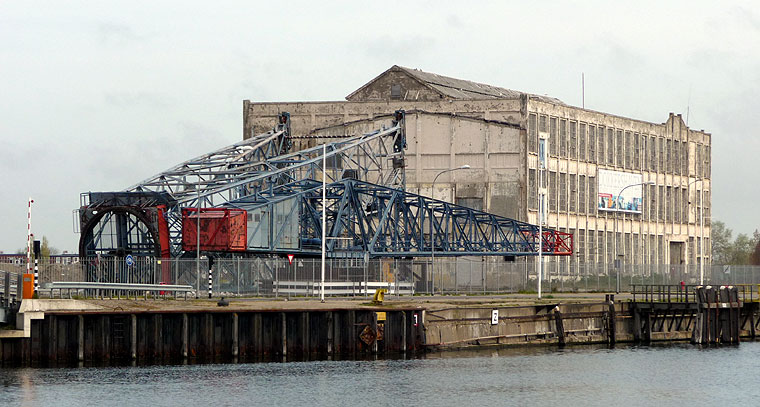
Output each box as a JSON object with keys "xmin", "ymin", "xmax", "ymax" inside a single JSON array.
[{"xmin": 226, "ymin": 179, "xmax": 572, "ymax": 258}]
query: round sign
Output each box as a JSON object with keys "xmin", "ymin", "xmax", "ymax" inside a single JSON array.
[{"xmin": 125, "ymin": 254, "xmax": 134, "ymax": 267}]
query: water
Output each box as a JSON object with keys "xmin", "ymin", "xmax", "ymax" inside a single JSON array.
[{"xmin": 2, "ymin": 342, "xmax": 759, "ymax": 406}]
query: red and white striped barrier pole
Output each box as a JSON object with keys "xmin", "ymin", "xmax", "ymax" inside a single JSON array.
[{"xmin": 26, "ymin": 198, "xmax": 33, "ymax": 274}]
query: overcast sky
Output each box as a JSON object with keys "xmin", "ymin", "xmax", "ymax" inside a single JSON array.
[{"xmin": 1, "ymin": 1, "xmax": 759, "ymax": 253}]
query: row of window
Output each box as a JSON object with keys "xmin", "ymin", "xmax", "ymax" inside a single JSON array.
[
  {"xmin": 528, "ymin": 113, "xmax": 711, "ymax": 179},
  {"xmin": 549, "ymin": 229, "xmax": 709, "ymax": 265},
  {"xmin": 527, "ymin": 169, "xmax": 711, "ymax": 224}
]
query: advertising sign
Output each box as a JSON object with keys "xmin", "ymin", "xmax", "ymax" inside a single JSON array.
[{"xmin": 597, "ymin": 169, "xmax": 643, "ymax": 213}]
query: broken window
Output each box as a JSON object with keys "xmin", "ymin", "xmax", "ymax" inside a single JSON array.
[{"xmin": 391, "ymin": 84, "xmax": 402, "ymax": 100}]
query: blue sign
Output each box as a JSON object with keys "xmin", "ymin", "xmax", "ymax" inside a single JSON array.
[{"xmin": 125, "ymin": 254, "xmax": 134, "ymax": 267}]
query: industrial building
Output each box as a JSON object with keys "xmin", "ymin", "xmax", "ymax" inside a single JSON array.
[{"xmin": 244, "ymin": 65, "xmax": 712, "ymax": 275}]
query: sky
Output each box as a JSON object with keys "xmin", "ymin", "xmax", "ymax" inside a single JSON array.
[{"xmin": 1, "ymin": 1, "xmax": 759, "ymax": 254}]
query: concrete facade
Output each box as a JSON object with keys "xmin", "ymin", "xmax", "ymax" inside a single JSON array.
[{"xmin": 243, "ymin": 66, "xmax": 711, "ymax": 273}]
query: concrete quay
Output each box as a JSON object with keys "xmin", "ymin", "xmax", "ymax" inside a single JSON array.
[{"xmin": 0, "ymin": 292, "xmax": 754, "ymax": 365}]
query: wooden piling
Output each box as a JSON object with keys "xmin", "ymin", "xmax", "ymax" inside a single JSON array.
[
  {"xmin": 607, "ymin": 300, "xmax": 616, "ymax": 345},
  {"xmin": 553, "ymin": 306, "xmax": 566, "ymax": 346},
  {"xmin": 78, "ymin": 315, "xmax": 84, "ymax": 362}
]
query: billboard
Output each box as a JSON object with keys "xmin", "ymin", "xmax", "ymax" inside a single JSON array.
[{"xmin": 597, "ymin": 169, "xmax": 644, "ymax": 213}]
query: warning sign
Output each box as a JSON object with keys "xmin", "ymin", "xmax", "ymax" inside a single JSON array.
[{"xmin": 287, "ymin": 254, "xmax": 294, "ymax": 265}]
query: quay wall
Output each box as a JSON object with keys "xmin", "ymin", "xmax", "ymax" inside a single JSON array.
[{"xmin": 1, "ymin": 300, "xmax": 758, "ymax": 365}]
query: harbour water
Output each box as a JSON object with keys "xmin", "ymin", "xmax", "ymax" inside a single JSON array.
[{"xmin": 1, "ymin": 342, "xmax": 758, "ymax": 406}]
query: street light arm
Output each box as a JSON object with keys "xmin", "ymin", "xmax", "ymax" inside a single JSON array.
[{"xmin": 433, "ymin": 165, "xmax": 471, "ymax": 185}]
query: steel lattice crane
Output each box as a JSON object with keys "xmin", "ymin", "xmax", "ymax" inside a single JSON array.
[{"xmin": 77, "ymin": 110, "xmax": 571, "ymax": 273}]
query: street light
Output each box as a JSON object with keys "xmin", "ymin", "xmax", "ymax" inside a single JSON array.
[
  {"xmin": 688, "ymin": 178, "xmax": 705, "ymax": 284},
  {"xmin": 614, "ymin": 180, "xmax": 655, "ymax": 293},
  {"xmin": 431, "ymin": 164, "xmax": 470, "ymax": 295}
]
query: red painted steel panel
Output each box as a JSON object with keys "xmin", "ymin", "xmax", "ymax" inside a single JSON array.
[{"xmin": 182, "ymin": 208, "xmax": 247, "ymax": 252}]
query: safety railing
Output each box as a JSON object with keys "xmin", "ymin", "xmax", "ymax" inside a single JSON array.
[
  {"xmin": 42, "ymin": 282, "xmax": 195, "ymax": 300},
  {"xmin": 632, "ymin": 284, "xmax": 758, "ymax": 304}
]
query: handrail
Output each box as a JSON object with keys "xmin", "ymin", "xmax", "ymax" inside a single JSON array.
[
  {"xmin": 631, "ymin": 284, "xmax": 757, "ymax": 303},
  {"xmin": 43, "ymin": 281, "xmax": 194, "ymax": 300}
]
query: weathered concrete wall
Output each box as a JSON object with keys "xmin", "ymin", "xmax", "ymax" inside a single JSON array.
[
  {"xmin": 346, "ymin": 67, "xmax": 442, "ymax": 102},
  {"xmin": 246, "ymin": 102, "xmax": 526, "ymax": 220},
  {"xmin": 243, "ymin": 98, "xmax": 524, "ymax": 140},
  {"xmin": 299, "ymin": 111, "xmax": 525, "ymax": 219}
]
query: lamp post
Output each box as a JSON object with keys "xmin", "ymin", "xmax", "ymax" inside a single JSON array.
[
  {"xmin": 688, "ymin": 178, "xmax": 704, "ymax": 284},
  {"xmin": 431, "ymin": 165, "xmax": 470, "ymax": 295},
  {"xmin": 321, "ymin": 144, "xmax": 327, "ymax": 303},
  {"xmin": 614, "ymin": 181, "xmax": 655, "ymax": 293}
]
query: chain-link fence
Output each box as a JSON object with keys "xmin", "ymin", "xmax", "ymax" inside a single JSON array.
[{"xmin": 2, "ymin": 257, "xmax": 760, "ymax": 297}]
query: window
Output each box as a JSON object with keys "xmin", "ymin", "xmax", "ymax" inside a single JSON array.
[
  {"xmin": 597, "ymin": 126, "xmax": 605, "ymax": 164},
  {"xmin": 641, "ymin": 135, "xmax": 648, "ymax": 171},
  {"xmin": 666, "ymin": 139, "xmax": 673, "ymax": 173},
  {"xmin": 607, "ymin": 128, "xmax": 615, "ymax": 165},
  {"xmin": 569, "ymin": 121, "xmax": 577, "ymax": 159},
  {"xmin": 607, "ymin": 232, "xmax": 614, "ymax": 263},
  {"xmin": 658, "ymin": 138, "xmax": 665, "ymax": 172},
  {"xmin": 633, "ymin": 133, "xmax": 640, "ymax": 170},
  {"xmin": 560, "ymin": 120, "xmax": 567, "ymax": 157},
  {"xmin": 666, "ymin": 186, "xmax": 672, "ymax": 222},
  {"xmin": 456, "ymin": 197, "xmax": 483, "ymax": 211},
  {"xmin": 578, "ymin": 230, "xmax": 586, "ymax": 264},
  {"xmin": 587, "ymin": 230, "xmax": 596, "ymax": 263},
  {"xmin": 588, "ymin": 176, "xmax": 596, "ymax": 213},
  {"xmin": 633, "ymin": 233, "xmax": 640, "ymax": 264},
  {"xmin": 550, "ymin": 118, "xmax": 558, "ymax": 156},
  {"xmin": 588, "ymin": 125, "xmax": 596, "ymax": 163},
  {"xmin": 616, "ymin": 130, "xmax": 623, "ymax": 167},
  {"xmin": 559, "ymin": 172, "xmax": 567, "ymax": 211},
  {"xmin": 579, "ymin": 175, "xmax": 586, "ymax": 214},
  {"xmin": 625, "ymin": 131, "xmax": 632, "ymax": 168},
  {"xmin": 528, "ymin": 113, "xmax": 537, "ymax": 153},
  {"xmin": 528, "ymin": 169, "xmax": 537, "ymax": 209},
  {"xmin": 569, "ymin": 174, "xmax": 577, "ymax": 212},
  {"xmin": 658, "ymin": 186, "xmax": 664, "ymax": 221},
  {"xmin": 673, "ymin": 138, "xmax": 680, "ymax": 175},
  {"xmin": 549, "ymin": 171, "xmax": 557, "ymax": 211},
  {"xmin": 579, "ymin": 123, "xmax": 587, "ymax": 161}
]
